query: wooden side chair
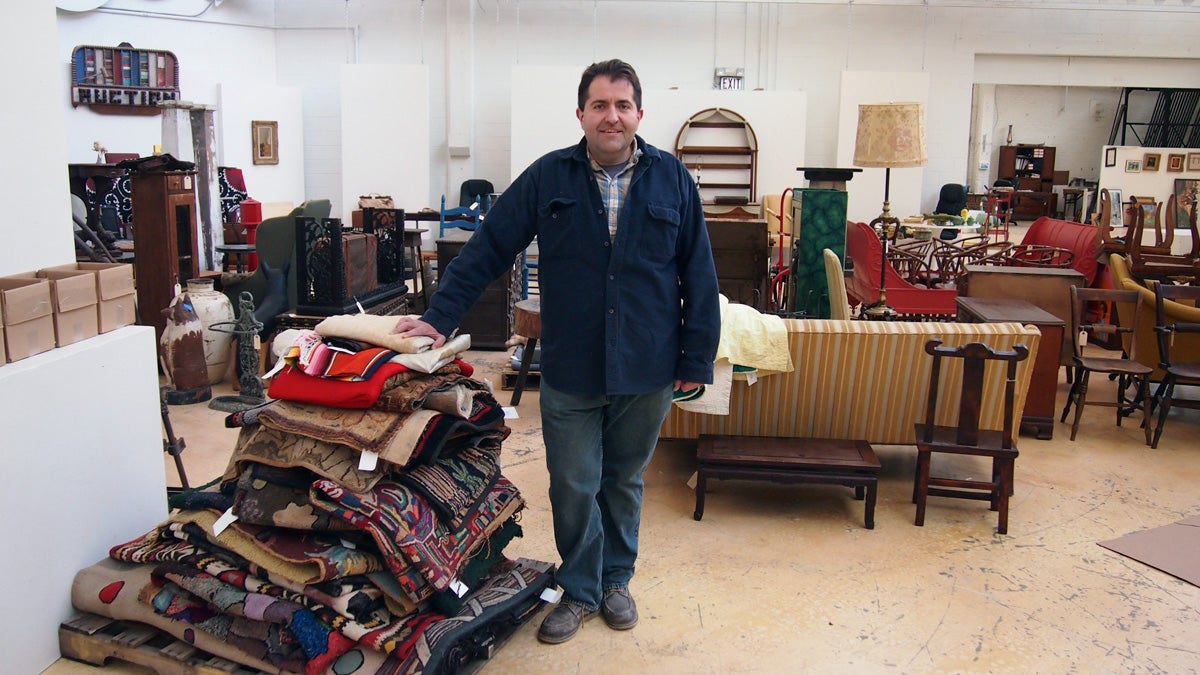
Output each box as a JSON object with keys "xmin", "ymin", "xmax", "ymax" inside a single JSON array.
[
  {"xmin": 822, "ymin": 248, "xmax": 851, "ymax": 320},
  {"xmin": 1149, "ymin": 281, "xmax": 1200, "ymax": 449},
  {"xmin": 1059, "ymin": 286, "xmax": 1153, "ymax": 445},
  {"xmin": 982, "ymin": 187, "xmax": 1013, "ymax": 242},
  {"xmin": 1096, "ymin": 188, "xmax": 1129, "ymax": 256},
  {"xmin": 913, "ymin": 338, "xmax": 1030, "ymax": 535}
]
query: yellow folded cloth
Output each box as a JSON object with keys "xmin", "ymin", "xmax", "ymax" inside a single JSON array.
[
  {"xmin": 314, "ymin": 314, "xmax": 436, "ymax": 354},
  {"xmin": 716, "ymin": 296, "xmax": 793, "ymax": 374}
]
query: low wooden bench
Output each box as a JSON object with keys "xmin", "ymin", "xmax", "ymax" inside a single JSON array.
[{"xmin": 694, "ymin": 434, "xmax": 882, "ymax": 529}]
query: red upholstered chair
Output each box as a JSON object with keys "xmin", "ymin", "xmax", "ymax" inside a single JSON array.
[
  {"xmin": 844, "ymin": 221, "xmax": 957, "ymax": 319},
  {"xmin": 1017, "ymin": 216, "xmax": 1101, "ymax": 286}
]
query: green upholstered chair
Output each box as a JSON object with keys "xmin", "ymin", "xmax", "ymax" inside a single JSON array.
[{"xmin": 221, "ymin": 199, "xmax": 331, "ymax": 326}]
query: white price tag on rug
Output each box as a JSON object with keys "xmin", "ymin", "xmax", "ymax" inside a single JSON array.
[
  {"xmin": 340, "ymin": 539, "xmax": 357, "ymax": 550},
  {"xmin": 450, "ymin": 579, "xmax": 469, "ymax": 598},
  {"xmin": 358, "ymin": 449, "xmax": 379, "ymax": 472},
  {"xmin": 745, "ymin": 371, "xmax": 758, "ymax": 386},
  {"xmin": 540, "ymin": 586, "xmax": 564, "ymax": 603},
  {"xmin": 212, "ymin": 508, "xmax": 238, "ymax": 536}
]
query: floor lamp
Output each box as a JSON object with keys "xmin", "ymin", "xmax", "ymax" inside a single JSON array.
[{"xmin": 853, "ymin": 102, "xmax": 928, "ymax": 318}]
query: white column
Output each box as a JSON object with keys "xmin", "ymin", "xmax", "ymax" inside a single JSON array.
[
  {"xmin": 159, "ymin": 100, "xmax": 195, "ymax": 162},
  {"xmin": 190, "ymin": 104, "xmax": 222, "ymax": 271}
]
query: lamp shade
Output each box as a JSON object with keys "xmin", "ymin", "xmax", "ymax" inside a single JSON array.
[{"xmin": 853, "ymin": 102, "xmax": 928, "ymax": 168}]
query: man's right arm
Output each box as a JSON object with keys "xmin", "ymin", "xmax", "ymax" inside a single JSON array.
[{"xmin": 393, "ymin": 162, "xmax": 542, "ymax": 345}]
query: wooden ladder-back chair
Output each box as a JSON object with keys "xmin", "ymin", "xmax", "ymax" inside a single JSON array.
[
  {"xmin": 913, "ymin": 338, "xmax": 1030, "ymax": 535},
  {"xmin": 1060, "ymin": 286, "xmax": 1153, "ymax": 445},
  {"xmin": 1149, "ymin": 281, "xmax": 1200, "ymax": 449},
  {"xmin": 1129, "ymin": 195, "xmax": 1173, "ymax": 255}
]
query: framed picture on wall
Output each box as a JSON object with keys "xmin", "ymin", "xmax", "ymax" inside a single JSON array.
[
  {"xmin": 1143, "ymin": 153, "xmax": 1161, "ymax": 171},
  {"xmin": 1125, "ymin": 159, "xmax": 1141, "ymax": 173},
  {"xmin": 1105, "ymin": 147, "xmax": 1117, "ymax": 168},
  {"xmin": 1167, "ymin": 153, "xmax": 1185, "ymax": 173},
  {"xmin": 1188, "ymin": 152, "xmax": 1200, "ymax": 172},
  {"xmin": 252, "ymin": 120, "xmax": 278, "ymax": 165},
  {"xmin": 1174, "ymin": 179, "xmax": 1198, "ymax": 230}
]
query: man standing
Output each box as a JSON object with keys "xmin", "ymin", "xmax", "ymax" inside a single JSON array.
[{"xmin": 392, "ymin": 59, "xmax": 720, "ymax": 644}]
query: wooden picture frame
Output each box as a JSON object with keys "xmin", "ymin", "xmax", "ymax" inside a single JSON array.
[
  {"xmin": 1167, "ymin": 153, "xmax": 1185, "ymax": 173},
  {"xmin": 1125, "ymin": 159, "xmax": 1141, "ymax": 173},
  {"xmin": 1188, "ymin": 152, "xmax": 1200, "ymax": 172},
  {"xmin": 1143, "ymin": 153, "xmax": 1161, "ymax": 172},
  {"xmin": 251, "ymin": 120, "xmax": 278, "ymax": 165},
  {"xmin": 1104, "ymin": 147, "xmax": 1117, "ymax": 168}
]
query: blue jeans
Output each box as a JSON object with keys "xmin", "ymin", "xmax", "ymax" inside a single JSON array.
[{"xmin": 539, "ymin": 381, "xmax": 674, "ymax": 611}]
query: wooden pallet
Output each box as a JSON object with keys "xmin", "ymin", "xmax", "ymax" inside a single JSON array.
[
  {"xmin": 59, "ymin": 613, "xmax": 263, "ymax": 674},
  {"xmin": 499, "ymin": 367, "xmax": 541, "ymax": 391}
]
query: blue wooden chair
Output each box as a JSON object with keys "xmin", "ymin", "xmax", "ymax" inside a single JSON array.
[{"xmin": 438, "ymin": 194, "xmax": 480, "ymax": 238}]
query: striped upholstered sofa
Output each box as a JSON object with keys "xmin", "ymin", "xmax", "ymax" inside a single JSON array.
[{"xmin": 660, "ymin": 319, "xmax": 1042, "ymax": 445}]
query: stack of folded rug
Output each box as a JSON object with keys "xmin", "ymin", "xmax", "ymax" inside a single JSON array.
[{"xmin": 69, "ymin": 317, "xmax": 554, "ymax": 674}]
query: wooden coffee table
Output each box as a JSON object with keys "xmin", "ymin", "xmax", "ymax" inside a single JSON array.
[{"xmin": 694, "ymin": 434, "xmax": 881, "ymax": 529}]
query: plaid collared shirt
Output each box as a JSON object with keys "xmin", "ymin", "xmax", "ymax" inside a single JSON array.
[{"xmin": 589, "ymin": 145, "xmax": 642, "ymax": 241}]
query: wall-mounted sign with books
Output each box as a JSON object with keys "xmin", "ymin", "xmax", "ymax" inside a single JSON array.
[{"xmin": 70, "ymin": 43, "xmax": 180, "ymax": 115}]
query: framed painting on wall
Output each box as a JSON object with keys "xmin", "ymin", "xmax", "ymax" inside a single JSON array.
[
  {"xmin": 1104, "ymin": 147, "xmax": 1117, "ymax": 168},
  {"xmin": 1143, "ymin": 153, "xmax": 1161, "ymax": 171},
  {"xmin": 1188, "ymin": 152, "xmax": 1200, "ymax": 172},
  {"xmin": 1167, "ymin": 153, "xmax": 1185, "ymax": 173},
  {"xmin": 1174, "ymin": 179, "xmax": 1198, "ymax": 230},
  {"xmin": 1125, "ymin": 159, "xmax": 1141, "ymax": 173},
  {"xmin": 1131, "ymin": 196, "xmax": 1159, "ymax": 233},
  {"xmin": 252, "ymin": 120, "xmax": 278, "ymax": 165}
]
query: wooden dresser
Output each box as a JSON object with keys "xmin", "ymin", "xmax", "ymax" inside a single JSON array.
[
  {"xmin": 956, "ymin": 297, "xmax": 1063, "ymax": 440},
  {"xmin": 436, "ymin": 230, "xmax": 521, "ymax": 350},
  {"xmin": 705, "ymin": 218, "xmax": 769, "ymax": 309}
]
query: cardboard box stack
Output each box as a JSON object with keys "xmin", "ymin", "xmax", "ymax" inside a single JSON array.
[
  {"xmin": 44, "ymin": 262, "xmax": 136, "ymax": 334},
  {"xmin": 0, "ymin": 276, "xmax": 56, "ymax": 362},
  {"xmin": 35, "ymin": 268, "xmax": 99, "ymax": 347}
]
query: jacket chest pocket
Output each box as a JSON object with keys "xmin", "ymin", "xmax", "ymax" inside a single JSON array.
[
  {"xmin": 640, "ymin": 202, "xmax": 681, "ymax": 263},
  {"xmin": 536, "ymin": 197, "xmax": 583, "ymax": 259}
]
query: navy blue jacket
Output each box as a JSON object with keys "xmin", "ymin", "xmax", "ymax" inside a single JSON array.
[{"xmin": 423, "ymin": 136, "xmax": 721, "ymax": 396}]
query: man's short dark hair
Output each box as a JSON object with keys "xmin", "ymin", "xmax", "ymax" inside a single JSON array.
[{"xmin": 577, "ymin": 59, "xmax": 642, "ymax": 111}]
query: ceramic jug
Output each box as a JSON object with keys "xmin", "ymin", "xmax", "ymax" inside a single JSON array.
[{"xmin": 177, "ymin": 278, "xmax": 235, "ymax": 384}]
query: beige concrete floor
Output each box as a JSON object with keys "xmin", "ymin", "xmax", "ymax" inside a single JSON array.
[{"xmin": 45, "ymin": 344, "xmax": 1200, "ymax": 674}]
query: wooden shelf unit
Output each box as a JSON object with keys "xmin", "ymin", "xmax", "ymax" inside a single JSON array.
[
  {"xmin": 998, "ymin": 144, "xmax": 1055, "ymax": 190},
  {"xmin": 676, "ymin": 108, "xmax": 758, "ymax": 206}
]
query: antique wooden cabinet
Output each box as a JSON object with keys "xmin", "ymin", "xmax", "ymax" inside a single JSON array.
[
  {"xmin": 706, "ymin": 218, "xmax": 769, "ymax": 309},
  {"xmin": 130, "ymin": 169, "xmax": 199, "ymax": 341},
  {"xmin": 435, "ymin": 231, "xmax": 521, "ymax": 350}
]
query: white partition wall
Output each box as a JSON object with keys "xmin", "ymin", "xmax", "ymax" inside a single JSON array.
[
  {"xmin": 341, "ymin": 64, "xmax": 431, "ymax": 226},
  {"xmin": 217, "ymin": 82, "xmax": 307, "ymax": 207}
]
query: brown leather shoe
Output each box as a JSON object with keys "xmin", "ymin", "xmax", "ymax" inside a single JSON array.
[
  {"xmin": 537, "ymin": 602, "xmax": 596, "ymax": 644},
  {"xmin": 601, "ymin": 588, "xmax": 638, "ymax": 630}
]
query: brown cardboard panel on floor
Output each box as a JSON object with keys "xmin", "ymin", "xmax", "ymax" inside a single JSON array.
[{"xmin": 1098, "ymin": 514, "xmax": 1200, "ymax": 588}]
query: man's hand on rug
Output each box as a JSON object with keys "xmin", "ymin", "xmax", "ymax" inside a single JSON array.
[{"xmin": 391, "ymin": 316, "xmax": 446, "ymax": 348}]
